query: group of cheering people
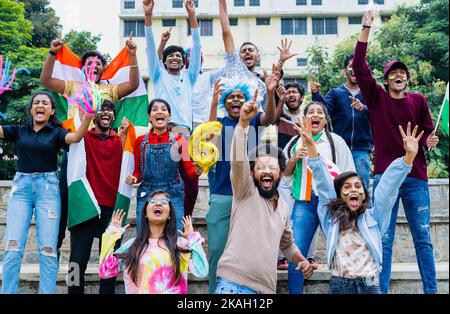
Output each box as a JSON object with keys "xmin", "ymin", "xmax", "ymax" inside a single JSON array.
[{"xmin": 0, "ymin": 0, "xmax": 441, "ymax": 295}]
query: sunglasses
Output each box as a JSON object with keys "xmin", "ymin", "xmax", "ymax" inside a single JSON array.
[{"xmin": 148, "ymin": 198, "xmax": 171, "ymax": 205}]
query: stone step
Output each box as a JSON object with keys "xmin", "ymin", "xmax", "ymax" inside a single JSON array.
[
  {"xmin": 0, "ymin": 179, "xmax": 448, "ymax": 265},
  {"xmin": 0, "ymin": 262, "xmax": 447, "ymax": 294}
]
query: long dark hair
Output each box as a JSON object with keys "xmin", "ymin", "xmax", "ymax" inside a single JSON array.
[
  {"xmin": 27, "ymin": 91, "xmax": 61, "ymax": 128},
  {"xmin": 121, "ymin": 190, "xmax": 184, "ymax": 285},
  {"xmin": 326, "ymin": 171, "xmax": 370, "ymax": 231},
  {"xmin": 286, "ymin": 101, "xmax": 336, "ymax": 164}
]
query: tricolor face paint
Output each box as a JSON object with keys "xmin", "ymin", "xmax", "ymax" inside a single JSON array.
[
  {"xmin": 225, "ymin": 90, "xmax": 246, "ymax": 120},
  {"xmin": 165, "ymin": 53, "xmax": 184, "ymax": 71},
  {"xmin": 386, "ymin": 69, "xmax": 409, "ymax": 92},
  {"xmin": 305, "ymin": 104, "xmax": 327, "ymax": 135},
  {"xmin": 340, "ymin": 176, "xmax": 365, "ymax": 212}
]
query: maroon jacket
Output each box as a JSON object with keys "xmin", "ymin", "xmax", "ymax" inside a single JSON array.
[{"xmin": 353, "ymin": 41, "xmax": 434, "ymax": 181}]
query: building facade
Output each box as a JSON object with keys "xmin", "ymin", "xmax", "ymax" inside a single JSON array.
[{"xmin": 119, "ymin": 0, "xmax": 419, "ymax": 94}]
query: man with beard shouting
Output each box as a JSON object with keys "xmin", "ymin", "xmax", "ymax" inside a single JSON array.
[
  {"xmin": 67, "ymin": 100, "xmax": 130, "ymax": 294},
  {"xmin": 214, "ymin": 91, "xmax": 318, "ymax": 294}
]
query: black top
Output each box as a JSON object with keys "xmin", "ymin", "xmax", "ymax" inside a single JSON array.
[{"xmin": 2, "ymin": 123, "xmax": 69, "ymax": 173}]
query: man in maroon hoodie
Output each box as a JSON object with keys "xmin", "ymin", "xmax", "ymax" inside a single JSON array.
[{"xmin": 352, "ymin": 10, "xmax": 440, "ymax": 294}]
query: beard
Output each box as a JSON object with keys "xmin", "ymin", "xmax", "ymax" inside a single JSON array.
[{"xmin": 253, "ymin": 175, "xmax": 281, "ymax": 199}]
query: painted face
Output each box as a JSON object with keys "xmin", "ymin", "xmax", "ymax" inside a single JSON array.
[
  {"xmin": 146, "ymin": 193, "xmax": 171, "ymax": 225},
  {"xmin": 239, "ymin": 44, "xmax": 260, "ymax": 70},
  {"xmin": 94, "ymin": 106, "xmax": 115, "ymax": 131},
  {"xmin": 165, "ymin": 52, "xmax": 184, "ymax": 71},
  {"xmin": 340, "ymin": 176, "xmax": 365, "ymax": 212},
  {"xmin": 385, "ymin": 69, "xmax": 408, "ymax": 92},
  {"xmin": 285, "ymin": 87, "xmax": 303, "ymax": 111},
  {"xmin": 149, "ymin": 101, "xmax": 171, "ymax": 129},
  {"xmin": 252, "ymin": 156, "xmax": 281, "ymax": 199},
  {"xmin": 30, "ymin": 94, "xmax": 55, "ymax": 125},
  {"xmin": 344, "ymin": 59, "xmax": 357, "ymax": 84},
  {"xmin": 225, "ymin": 90, "xmax": 246, "ymax": 120},
  {"xmin": 305, "ymin": 104, "xmax": 327, "ymax": 135},
  {"xmin": 85, "ymin": 56, "xmax": 104, "ymax": 83}
]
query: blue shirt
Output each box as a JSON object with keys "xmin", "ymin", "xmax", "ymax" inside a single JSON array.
[
  {"xmin": 145, "ymin": 26, "xmax": 201, "ymax": 130},
  {"xmin": 312, "ymin": 85, "xmax": 373, "ymax": 152},
  {"xmin": 211, "ymin": 112, "xmax": 263, "ymax": 195}
]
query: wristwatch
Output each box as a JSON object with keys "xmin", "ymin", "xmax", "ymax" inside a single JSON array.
[{"xmin": 49, "ymin": 50, "xmax": 56, "ymax": 56}]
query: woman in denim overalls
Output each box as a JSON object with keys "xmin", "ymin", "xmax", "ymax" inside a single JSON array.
[{"xmin": 127, "ymin": 99, "xmax": 200, "ymax": 232}]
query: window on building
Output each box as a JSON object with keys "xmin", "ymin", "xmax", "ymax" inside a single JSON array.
[
  {"xmin": 357, "ymin": 0, "xmax": 368, "ymax": 4},
  {"xmin": 124, "ymin": 1, "xmax": 135, "ymax": 9},
  {"xmin": 296, "ymin": 0, "xmax": 307, "ymax": 5},
  {"xmin": 374, "ymin": 0, "xmax": 384, "ymax": 4},
  {"xmin": 173, "ymin": 0, "xmax": 183, "ymax": 8},
  {"xmin": 194, "ymin": 0, "xmax": 199, "ymax": 6},
  {"xmin": 250, "ymin": 0, "xmax": 260, "ymax": 6},
  {"xmin": 281, "ymin": 18, "xmax": 307, "ymax": 35},
  {"xmin": 297, "ymin": 58, "xmax": 308, "ymax": 67},
  {"xmin": 381, "ymin": 15, "xmax": 390, "ymax": 22},
  {"xmin": 312, "ymin": 18, "xmax": 337, "ymax": 35},
  {"xmin": 124, "ymin": 20, "xmax": 145, "ymax": 37},
  {"xmin": 188, "ymin": 19, "xmax": 213, "ymax": 36},
  {"xmin": 162, "ymin": 19, "xmax": 176, "ymax": 27},
  {"xmin": 256, "ymin": 17, "xmax": 270, "ymax": 26},
  {"xmin": 229, "ymin": 18, "xmax": 239, "ymax": 26},
  {"xmin": 348, "ymin": 16, "xmax": 362, "ymax": 24},
  {"xmin": 311, "ymin": 0, "xmax": 322, "ymax": 5},
  {"xmin": 234, "ymin": 0, "xmax": 245, "ymax": 6}
]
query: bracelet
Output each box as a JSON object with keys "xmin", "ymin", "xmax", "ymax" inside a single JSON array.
[
  {"xmin": 362, "ymin": 25, "xmax": 371, "ymax": 29},
  {"xmin": 129, "ymin": 64, "xmax": 138, "ymax": 68},
  {"xmin": 49, "ymin": 50, "xmax": 56, "ymax": 56}
]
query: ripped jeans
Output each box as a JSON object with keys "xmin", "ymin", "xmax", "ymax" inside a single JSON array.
[
  {"xmin": 2, "ymin": 172, "xmax": 61, "ymax": 294},
  {"xmin": 373, "ymin": 175, "xmax": 437, "ymax": 294}
]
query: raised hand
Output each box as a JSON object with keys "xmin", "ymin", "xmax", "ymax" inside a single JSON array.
[
  {"xmin": 362, "ymin": 10, "xmax": 374, "ymax": 27},
  {"xmin": 184, "ymin": 0, "xmax": 196, "ymax": 15},
  {"xmin": 211, "ymin": 79, "xmax": 225, "ymax": 107},
  {"xmin": 50, "ymin": 31, "xmax": 63, "ymax": 54},
  {"xmin": 178, "ymin": 215, "xmax": 194, "ymax": 238},
  {"xmin": 143, "ymin": 0, "xmax": 154, "ymax": 15},
  {"xmin": 125, "ymin": 174, "xmax": 138, "ymax": 185},
  {"xmin": 161, "ymin": 27, "xmax": 172, "ymax": 43},
  {"xmin": 263, "ymin": 64, "xmax": 281, "ymax": 93},
  {"xmin": 310, "ymin": 77, "xmax": 321, "ymax": 94},
  {"xmin": 118, "ymin": 117, "xmax": 130, "ymax": 135},
  {"xmin": 426, "ymin": 130, "xmax": 439, "ymax": 149},
  {"xmin": 276, "ymin": 84, "xmax": 287, "ymax": 101},
  {"xmin": 349, "ymin": 96, "xmax": 364, "ymax": 112},
  {"xmin": 278, "ymin": 38, "xmax": 298, "ymax": 63},
  {"xmin": 239, "ymin": 89, "xmax": 259, "ymax": 126},
  {"xmin": 399, "ymin": 122, "xmax": 424, "ymax": 165},
  {"xmin": 296, "ymin": 116, "xmax": 314, "ymax": 146},
  {"xmin": 111, "ymin": 209, "xmax": 130, "ymax": 229},
  {"xmin": 295, "ymin": 259, "xmax": 318, "ymax": 279},
  {"xmin": 125, "ymin": 32, "xmax": 137, "ymax": 56}
]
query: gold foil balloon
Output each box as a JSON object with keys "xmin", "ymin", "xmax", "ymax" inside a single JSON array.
[{"xmin": 189, "ymin": 121, "xmax": 223, "ymax": 173}]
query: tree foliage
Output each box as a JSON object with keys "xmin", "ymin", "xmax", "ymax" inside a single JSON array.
[{"xmin": 306, "ymin": 0, "xmax": 449, "ymax": 178}]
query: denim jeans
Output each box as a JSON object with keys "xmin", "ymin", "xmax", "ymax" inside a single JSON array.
[
  {"xmin": 2, "ymin": 172, "xmax": 61, "ymax": 294},
  {"xmin": 288, "ymin": 195, "xmax": 320, "ymax": 294},
  {"xmin": 329, "ymin": 275, "xmax": 381, "ymax": 294},
  {"xmin": 215, "ymin": 277, "xmax": 258, "ymax": 294},
  {"xmin": 351, "ymin": 150, "xmax": 371, "ymax": 192},
  {"xmin": 373, "ymin": 174, "xmax": 437, "ymax": 294}
]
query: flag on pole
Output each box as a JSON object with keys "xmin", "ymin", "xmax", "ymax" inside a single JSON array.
[
  {"xmin": 113, "ymin": 120, "xmax": 136, "ymax": 225},
  {"xmin": 441, "ymin": 83, "xmax": 449, "ymax": 136},
  {"xmin": 51, "ymin": 45, "xmax": 148, "ymax": 127}
]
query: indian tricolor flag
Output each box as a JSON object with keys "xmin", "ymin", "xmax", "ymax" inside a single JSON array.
[
  {"xmin": 51, "ymin": 44, "xmax": 148, "ymax": 127},
  {"xmin": 291, "ymin": 137, "xmax": 341, "ymax": 201},
  {"xmin": 291, "ymin": 138, "xmax": 313, "ymax": 201},
  {"xmin": 441, "ymin": 83, "xmax": 449, "ymax": 136},
  {"xmin": 114, "ymin": 120, "xmax": 136, "ymax": 225},
  {"xmin": 63, "ymin": 115, "xmax": 101, "ymax": 228}
]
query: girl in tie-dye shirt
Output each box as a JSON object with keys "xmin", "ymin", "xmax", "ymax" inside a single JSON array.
[{"xmin": 99, "ymin": 190, "xmax": 208, "ymax": 294}]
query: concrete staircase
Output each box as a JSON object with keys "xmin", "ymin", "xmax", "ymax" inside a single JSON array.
[{"xmin": 0, "ymin": 177, "xmax": 448, "ymax": 294}]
